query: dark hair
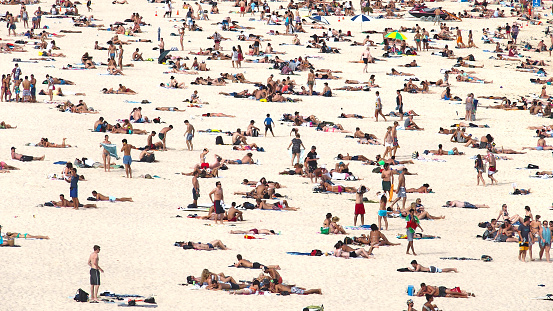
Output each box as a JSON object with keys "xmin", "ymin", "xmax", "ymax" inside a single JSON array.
[
  {"xmin": 122, "ymin": 139, "xmax": 128, "ymax": 144},
  {"xmin": 236, "ymin": 254, "xmax": 242, "ymax": 260},
  {"xmin": 93, "ymin": 245, "xmax": 100, "ymax": 251},
  {"xmin": 326, "ymin": 213, "xmax": 332, "ymax": 219},
  {"xmin": 252, "ymin": 280, "xmax": 260, "ymax": 286},
  {"xmin": 370, "ymin": 224, "xmax": 378, "ymax": 231},
  {"xmin": 334, "ymin": 241, "xmax": 343, "ymax": 249},
  {"xmin": 411, "ymin": 260, "xmax": 417, "ymax": 265},
  {"xmin": 425, "ymin": 294, "xmax": 433, "ymax": 301}
]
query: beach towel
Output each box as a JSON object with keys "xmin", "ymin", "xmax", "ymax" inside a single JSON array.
[
  {"xmin": 101, "ymin": 143, "xmax": 120, "ymax": 160},
  {"xmin": 53, "ymin": 161, "xmax": 68, "ymax": 165},
  {"xmin": 532, "ymin": 294, "xmax": 553, "ymax": 301},
  {"xmin": 344, "ymin": 225, "xmax": 372, "ymax": 230},
  {"xmin": 397, "ymin": 234, "xmax": 439, "ymax": 240}
]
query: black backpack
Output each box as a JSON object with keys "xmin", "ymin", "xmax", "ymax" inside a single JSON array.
[
  {"xmin": 252, "ymin": 129, "xmax": 259, "ymax": 137},
  {"xmin": 310, "ymin": 249, "xmax": 323, "ymax": 256},
  {"xmin": 215, "ymin": 136, "xmax": 224, "ymax": 145},
  {"xmin": 242, "ymin": 202, "xmax": 255, "ymax": 210},
  {"xmin": 74, "ymin": 288, "xmax": 89, "ymax": 302}
]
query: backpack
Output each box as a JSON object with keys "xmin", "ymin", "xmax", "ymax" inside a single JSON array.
[
  {"xmin": 74, "ymin": 288, "xmax": 89, "ymax": 302},
  {"xmin": 303, "ymin": 305, "xmax": 324, "ymax": 311},
  {"xmin": 310, "ymin": 249, "xmax": 323, "ymax": 256},
  {"xmin": 142, "ymin": 153, "xmax": 155, "ymax": 163},
  {"xmin": 527, "ymin": 164, "xmax": 539, "ymax": 169},
  {"xmin": 242, "ymin": 202, "xmax": 255, "ymax": 209},
  {"xmin": 252, "ymin": 128, "xmax": 259, "ymax": 137},
  {"xmin": 215, "ymin": 136, "xmax": 224, "ymax": 145}
]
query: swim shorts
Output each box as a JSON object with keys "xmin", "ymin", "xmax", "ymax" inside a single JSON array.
[
  {"xmin": 252, "ymin": 262, "xmax": 261, "ymax": 269},
  {"xmin": 192, "ymin": 188, "xmax": 199, "ymax": 200},
  {"xmin": 406, "ymin": 230, "xmax": 414, "ymax": 241},
  {"xmin": 397, "ymin": 186, "xmax": 407, "ymax": 198},
  {"xmin": 214, "ymin": 200, "xmax": 224, "ymax": 214},
  {"xmin": 429, "ymin": 266, "xmax": 442, "ymax": 273},
  {"xmin": 378, "ymin": 209, "xmax": 387, "ymax": 217},
  {"xmin": 158, "ymin": 133, "xmax": 165, "ymax": 140},
  {"xmin": 519, "ymin": 242, "xmax": 529, "ymax": 251},
  {"xmin": 363, "ymin": 57, "xmax": 368, "ymax": 64},
  {"xmin": 291, "ymin": 286, "xmax": 305, "ymax": 294},
  {"xmin": 123, "ymin": 155, "xmax": 132, "ymax": 165},
  {"xmin": 355, "ymin": 203, "xmax": 365, "ymax": 215},
  {"xmin": 90, "ymin": 268, "xmax": 100, "ymax": 285},
  {"xmin": 438, "ymin": 286, "xmax": 447, "ymax": 297},
  {"xmin": 186, "ymin": 133, "xmax": 193, "ymax": 141},
  {"xmin": 20, "ymin": 155, "xmax": 33, "ymax": 162},
  {"xmin": 235, "ymin": 159, "xmax": 242, "ymax": 164},
  {"xmin": 463, "ymin": 202, "xmax": 476, "ymax": 209},
  {"xmin": 488, "ymin": 167, "xmax": 496, "ymax": 175},
  {"xmin": 70, "ymin": 187, "xmax": 78, "ymax": 198},
  {"xmin": 382, "ymin": 181, "xmax": 391, "ymax": 192},
  {"xmin": 200, "ymin": 163, "xmax": 209, "ymax": 169}
]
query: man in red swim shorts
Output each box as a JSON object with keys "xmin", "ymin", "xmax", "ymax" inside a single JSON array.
[{"xmin": 354, "ymin": 185, "xmax": 368, "ymax": 226}]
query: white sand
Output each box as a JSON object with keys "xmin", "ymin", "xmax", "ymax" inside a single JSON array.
[{"xmin": 1, "ymin": 0, "xmax": 553, "ymax": 310}]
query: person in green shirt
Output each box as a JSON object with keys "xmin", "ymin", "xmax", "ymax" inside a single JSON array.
[{"xmin": 406, "ymin": 209, "xmax": 423, "ymax": 255}]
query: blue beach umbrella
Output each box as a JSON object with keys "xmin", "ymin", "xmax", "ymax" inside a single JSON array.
[
  {"xmin": 351, "ymin": 14, "xmax": 372, "ymax": 31},
  {"xmin": 351, "ymin": 14, "xmax": 372, "ymax": 22}
]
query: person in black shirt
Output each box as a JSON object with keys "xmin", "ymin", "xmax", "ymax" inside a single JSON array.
[
  {"xmin": 306, "ymin": 146, "xmax": 318, "ymax": 183},
  {"xmin": 518, "ymin": 217, "xmax": 531, "ymax": 262}
]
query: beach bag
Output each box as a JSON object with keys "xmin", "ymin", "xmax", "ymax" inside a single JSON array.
[
  {"xmin": 242, "ymin": 202, "xmax": 255, "ymax": 209},
  {"xmin": 142, "ymin": 153, "xmax": 155, "ymax": 163},
  {"xmin": 74, "ymin": 288, "xmax": 89, "ymax": 302},
  {"xmin": 320, "ymin": 227, "xmax": 329, "ymax": 235},
  {"xmin": 303, "ymin": 305, "xmax": 324, "ymax": 311},
  {"xmin": 527, "ymin": 164, "xmax": 539, "ymax": 169},
  {"xmin": 252, "ymin": 128, "xmax": 259, "ymax": 137},
  {"xmin": 310, "ymin": 249, "xmax": 323, "ymax": 256},
  {"xmin": 215, "ymin": 136, "xmax": 224, "ymax": 145}
]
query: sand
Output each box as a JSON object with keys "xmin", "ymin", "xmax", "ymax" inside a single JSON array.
[{"xmin": 1, "ymin": 0, "xmax": 553, "ymax": 310}]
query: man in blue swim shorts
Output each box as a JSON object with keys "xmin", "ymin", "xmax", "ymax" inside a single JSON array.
[
  {"xmin": 67, "ymin": 168, "xmax": 79, "ymax": 210},
  {"xmin": 121, "ymin": 139, "xmax": 136, "ymax": 178}
]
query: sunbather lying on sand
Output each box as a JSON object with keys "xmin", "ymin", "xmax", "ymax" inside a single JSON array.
[
  {"xmin": 91, "ymin": 191, "xmax": 133, "ymax": 202},
  {"xmin": 176, "ymin": 240, "xmax": 229, "ymax": 250}
]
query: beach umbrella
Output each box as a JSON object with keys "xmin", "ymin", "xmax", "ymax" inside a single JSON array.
[
  {"xmin": 385, "ymin": 31, "xmax": 407, "ymax": 41},
  {"xmin": 351, "ymin": 14, "xmax": 372, "ymax": 22},
  {"xmin": 308, "ymin": 16, "xmax": 330, "ymax": 25},
  {"xmin": 350, "ymin": 14, "xmax": 372, "ymax": 31}
]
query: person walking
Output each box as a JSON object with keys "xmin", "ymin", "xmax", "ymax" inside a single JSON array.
[
  {"xmin": 192, "ymin": 170, "xmax": 199, "ymax": 208},
  {"xmin": 287, "ymin": 134, "xmax": 305, "ymax": 166},
  {"xmin": 375, "ymin": 91, "xmax": 387, "ymax": 122},
  {"xmin": 485, "ymin": 151, "xmax": 497, "ymax": 185},
  {"xmin": 465, "ymin": 93, "xmax": 474, "ymax": 121},
  {"xmin": 264, "ymin": 114, "xmax": 275, "ymax": 137},
  {"xmin": 475, "ymin": 154, "xmax": 486, "ymax": 186},
  {"xmin": 390, "ymin": 168, "xmax": 407, "ymax": 210},
  {"xmin": 209, "ymin": 181, "xmax": 224, "ymax": 225},
  {"xmin": 88, "ymin": 245, "xmax": 104, "ymax": 303},
  {"xmin": 184, "ymin": 120, "xmax": 195, "ymax": 150},
  {"xmin": 405, "ymin": 208, "xmax": 423, "ymax": 255}
]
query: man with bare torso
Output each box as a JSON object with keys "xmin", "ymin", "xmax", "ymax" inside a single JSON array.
[
  {"xmin": 184, "ymin": 120, "xmax": 195, "ymax": 150},
  {"xmin": 91, "ymin": 191, "xmax": 133, "ymax": 202},
  {"xmin": 88, "ymin": 245, "xmax": 104, "ymax": 303},
  {"xmin": 121, "ymin": 139, "xmax": 136, "ymax": 178},
  {"xmin": 209, "ymin": 181, "xmax": 224, "ymax": 224},
  {"xmin": 158, "ymin": 125, "xmax": 173, "ymax": 151},
  {"xmin": 390, "ymin": 168, "xmax": 407, "ymax": 209}
]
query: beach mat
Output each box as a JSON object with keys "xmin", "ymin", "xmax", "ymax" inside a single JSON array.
[
  {"xmin": 286, "ymin": 252, "xmax": 312, "ymax": 256},
  {"xmin": 101, "ymin": 143, "xmax": 120, "ymax": 160}
]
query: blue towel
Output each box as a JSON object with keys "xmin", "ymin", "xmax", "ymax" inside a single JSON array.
[
  {"xmin": 286, "ymin": 252, "xmax": 311, "ymax": 256},
  {"xmin": 101, "ymin": 143, "xmax": 120, "ymax": 160},
  {"xmin": 53, "ymin": 161, "xmax": 68, "ymax": 165}
]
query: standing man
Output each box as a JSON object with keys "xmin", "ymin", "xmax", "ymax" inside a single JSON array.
[
  {"xmin": 361, "ymin": 47, "xmax": 372, "ymax": 73},
  {"xmin": 213, "ymin": 31, "xmax": 222, "ymax": 50},
  {"xmin": 30, "ymin": 74, "xmax": 36, "ymax": 102},
  {"xmin": 121, "ymin": 139, "xmax": 136, "ymax": 178},
  {"xmin": 518, "ymin": 217, "xmax": 531, "ymax": 262},
  {"xmin": 455, "ymin": 27, "xmax": 463, "ymax": 48},
  {"xmin": 158, "ymin": 125, "xmax": 173, "ymax": 151},
  {"xmin": 239, "ymin": 0, "xmax": 246, "ymax": 17},
  {"xmin": 433, "ymin": 7, "xmax": 441, "ymax": 25},
  {"xmin": 390, "ymin": 168, "xmax": 407, "ymax": 210},
  {"xmin": 354, "ymin": 185, "xmax": 367, "ymax": 226},
  {"xmin": 511, "ymin": 23, "xmax": 519, "ymax": 45},
  {"xmin": 307, "ymin": 69, "xmax": 315, "ymax": 96},
  {"xmin": 383, "ymin": 126, "xmax": 393, "ymax": 159},
  {"xmin": 264, "ymin": 114, "xmax": 275, "ymax": 137},
  {"xmin": 21, "ymin": 76, "xmax": 31, "ymax": 102},
  {"xmin": 66, "ymin": 168, "xmax": 79, "ymax": 210},
  {"xmin": 405, "ymin": 208, "xmax": 423, "ymax": 255},
  {"xmin": 375, "ymin": 91, "xmax": 387, "ymax": 122},
  {"xmin": 381, "ymin": 163, "xmax": 393, "ymax": 198},
  {"xmin": 164, "ymin": 0, "xmax": 172, "ymax": 18},
  {"xmin": 391, "ymin": 121, "xmax": 399, "ymax": 157},
  {"xmin": 209, "ymin": 181, "xmax": 224, "ymax": 225},
  {"xmin": 117, "ymin": 45, "xmax": 124, "ymax": 72},
  {"xmin": 11, "ymin": 63, "xmax": 21, "ymax": 82},
  {"xmin": 396, "ymin": 90, "xmax": 404, "ymax": 121},
  {"xmin": 192, "ymin": 170, "xmax": 200, "ymax": 208},
  {"xmin": 464, "ymin": 93, "xmax": 473, "ymax": 121},
  {"xmin": 306, "ymin": 146, "xmax": 318, "ymax": 183},
  {"xmin": 88, "ymin": 245, "xmax": 104, "ymax": 303},
  {"xmin": 485, "ymin": 151, "xmax": 497, "ymax": 185},
  {"xmin": 46, "ymin": 74, "xmax": 54, "ymax": 101},
  {"xmin": 184, "ymin": 120, "xmax": 195, "ymax": 150}
]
